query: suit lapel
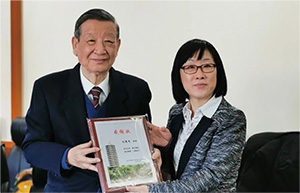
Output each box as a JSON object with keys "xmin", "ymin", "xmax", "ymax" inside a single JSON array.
[
  {"xmin": 63, "ymin": 64, "xmax": 91, "ymax": 142},
  {"xmin": 105, "ymin": 68, "xmax": 128, "ymax": 117},
  {"xmin": 176, "ymin": 116, "xmax": 212, "ymax": 179}
]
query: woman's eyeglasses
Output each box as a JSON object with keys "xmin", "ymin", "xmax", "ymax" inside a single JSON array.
[{"xmin": 181, "ymin": 64, "xmax": 216, "ymax": 74}]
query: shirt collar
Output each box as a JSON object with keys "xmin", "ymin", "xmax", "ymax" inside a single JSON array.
[
  {"xmin": 80, "ymin": 65, "xmax": 110, "ymax": 97},
  {"xmin": 183, "ymin": 95, "xmax": 222, "ymax": 119},
  {"xmin": 201, "ymin": 95, "xmax": 222, "ymax": 118}
]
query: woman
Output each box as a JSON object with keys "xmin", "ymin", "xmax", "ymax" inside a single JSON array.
[{"xmin": 127, "ymin": 39, "xmax": 246, "ymax": 192}]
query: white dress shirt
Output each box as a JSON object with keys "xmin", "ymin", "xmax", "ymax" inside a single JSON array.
[
  {"xmin": 80, "ymin": 65, "xmax": 110, "ymax": 106},
  {"xmin": 173, "ymin": 95, "xmax": 222, "ymax": 172}
]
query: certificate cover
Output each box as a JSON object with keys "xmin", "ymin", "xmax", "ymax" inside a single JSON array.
[{"xmin": 87, "ymin": 115, "xmax": 162, "ymax": 193}]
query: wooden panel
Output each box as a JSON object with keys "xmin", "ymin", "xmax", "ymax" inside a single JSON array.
[
  {"xmin": 11, "ymin": 0, "xmax": 23, "ymax": 120},
  {"xmin": 1, "ymin": 141, "xmax": 15, "ymax": 157}
]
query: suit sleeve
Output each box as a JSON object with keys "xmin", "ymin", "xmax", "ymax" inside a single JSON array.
[
  {"xmin": 141, "ymin": 82, "xmax": 152, "ymax": 122},
  {"xmin": 22, "ymin": 80, "xmax": 68, "ymax": 177}
]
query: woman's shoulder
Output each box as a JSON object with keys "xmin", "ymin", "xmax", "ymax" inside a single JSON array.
[
  {"xmin": 214, "ymin": 98, "xmax": 246, "ymax": 124},
  {"xmin": 166, "ymin": 103, "xmax": 185, "ymax": 127},
  {"xmin": 168, "ymin": 103, "xmax": 185, "ymax": 116}
]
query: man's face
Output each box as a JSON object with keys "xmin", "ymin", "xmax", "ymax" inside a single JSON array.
[{"xmin": 72, "ymin": 19, "xmax": 120, "ymax": 77}]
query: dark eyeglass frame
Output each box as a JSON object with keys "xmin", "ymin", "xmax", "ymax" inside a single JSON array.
[{"xmin": 181, "ymin": 63, "xmax": 216, "ymax": 74}]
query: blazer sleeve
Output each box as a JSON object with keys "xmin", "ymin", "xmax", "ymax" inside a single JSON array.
[{"xmin": 149, "ymin": 106, "xmax": 246, "ymax": 192}]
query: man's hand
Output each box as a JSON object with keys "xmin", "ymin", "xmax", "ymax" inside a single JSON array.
[
  {"xmin": 148, "ymin": 122, "xmax": 172, "ymax": 147},
  {"xmin": 67, "ymin": 140, "xmax": 100, "ymax": 172}
]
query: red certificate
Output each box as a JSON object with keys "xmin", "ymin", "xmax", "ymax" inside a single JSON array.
[{"xmin": 87, "ymin": 115, "xmax": 162, "ymax": 193}]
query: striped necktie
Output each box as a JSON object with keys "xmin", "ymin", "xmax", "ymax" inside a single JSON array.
[{"xmin": 89, "ymin": 86, "xmax": 101, "ymax": 109}]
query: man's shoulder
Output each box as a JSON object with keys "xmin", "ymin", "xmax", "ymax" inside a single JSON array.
[
  {"xmin": 36, "ymin": 65, "xmax": 77, "ymax": 84},
  {"xmin": 110, "ymin": 68, "xmax": 149, "ymax": 85},
  {"xmin": 32, "ymin": 67, "xmax": 78, "ymax": 92}
]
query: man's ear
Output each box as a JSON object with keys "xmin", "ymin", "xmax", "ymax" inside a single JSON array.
[
  {"xmin": 72, "ymin": 36, "xmax": 78, "ymax": 56},
  {"xmin": 115, "ymin": 38, "xmax": 121, "ymax": 56}
]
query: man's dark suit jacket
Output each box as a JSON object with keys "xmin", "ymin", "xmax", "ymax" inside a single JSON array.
[{"xmin": 22, "ymin": 63, "xmax": 152, "ymax": 192}]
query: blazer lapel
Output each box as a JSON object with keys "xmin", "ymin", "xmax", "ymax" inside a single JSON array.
[
  {"xmin": 170, "ymin": 114, "xmax": 184, "ymax": 143},
  {"xmin": 168, "ymin": 113, "xmax": 184, "ymax": 179},
  {"xmin": 176, "ymin": 116, "xmax": 213, "ymax": 179}
]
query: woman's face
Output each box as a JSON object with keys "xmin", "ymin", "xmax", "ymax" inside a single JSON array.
[{"xmin": 180, "ymin": 49, "xmax": 217, "ymax": 104}]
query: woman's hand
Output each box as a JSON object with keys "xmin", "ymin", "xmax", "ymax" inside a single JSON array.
[
  {"xmin": 126, "ymin": 148, "xmax": 161, "ymax": 193},
  {"xmin": 152, "ymin": 148, "xmax": 162, "ymax": 169},
  {"xmin": 67, "ymin": 140, "xmax": 100, "ymax": 172},
  {"xmin": 126, "ymin": 185, "xmax": 148, "ymax": 193},
  {"xmin": 148, "ymin": 122, "xmax": 172, "ymax": 147}
]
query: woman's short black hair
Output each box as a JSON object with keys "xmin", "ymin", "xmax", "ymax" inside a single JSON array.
[
  {"xmin": 171, "ymin": 39, "xmax": 227, "ymax": 104},
  {"xmin": 74, "ymin": 8, "xmax": 120, "ymax": 40}
]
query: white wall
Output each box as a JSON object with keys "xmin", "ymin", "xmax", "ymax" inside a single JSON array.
[
  {"xmin": 1, "ymin": 1, "xmax": 299, "ymax": 140},
  {"xmin": 0, "ymin": 0, "xmax": 12, "ymax": 141}
]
